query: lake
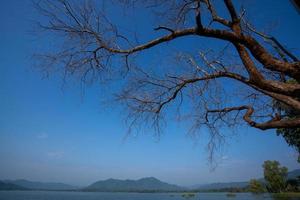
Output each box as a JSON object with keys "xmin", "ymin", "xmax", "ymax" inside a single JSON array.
[{"xmin": 0, "ymin": 191, "xmax": 298, "ymax": 200}]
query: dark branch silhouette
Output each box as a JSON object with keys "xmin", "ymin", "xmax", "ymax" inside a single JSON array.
[{"xmin": 34, "ymin": 0, "xmax": 300, "ymax": 159}]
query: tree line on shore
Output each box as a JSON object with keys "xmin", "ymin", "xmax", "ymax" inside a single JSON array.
[{"xmin": 249, "ymin": 160, "xmax": 299, "ymax": 194}]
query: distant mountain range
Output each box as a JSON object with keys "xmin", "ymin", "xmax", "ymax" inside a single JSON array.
[
  {"xmin": 84, "ymin": 177, "xmax": 185, "ymax": 192},
  {"xmin": 3, "ymin": 179, "xmax": 78, "ymax": 191},
  {"xmin": 0, "ymin": 181, "xmax": 28, "ymax": 191},
  {"xmin": 192, "ymin": 169, "xmax": 300, "ymax": 191},
  {"xmin": 1, "ymin": 169, "xmax": 299, "ymax": 192},
  {"xmin": 191, "ymin": 181, "xmax": 249, "ymax": 190},
  {"xmin": 287, "ymin": 169, "xmax": 300, "ymax": 179}
]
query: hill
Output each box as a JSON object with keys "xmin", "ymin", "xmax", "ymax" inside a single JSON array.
[
  {"xmin": 2, "ymin": 169, "xmax": 299, "ymax": 192},
  {"xmin": 193, "ymin": 169, "xmax": 300, "ymax": 191},
  {"xmin": 193, "ymin": 181, "xmax": 249, "ymax": 190},
  {"xmin": 4, "ymin": 179, "xmax": 78, "ymax": 191},
  {"xmin": 287, "ymin": 169, "xmax": 300, "ymax": 179},
  {"xmin": 0, "ymin": 181, "xmax": 28, "ymax": 191},
  {"xmin": 84, "ymin": 177, "xmax": 184, "ymax": 192}
]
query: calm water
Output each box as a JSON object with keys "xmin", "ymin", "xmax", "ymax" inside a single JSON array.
[{"xmin": 0, "ymin": 191, "xmax": 298, "ymax": 200}]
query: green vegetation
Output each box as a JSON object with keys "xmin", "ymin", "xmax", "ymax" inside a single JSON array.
[
  {"xmin": 249, "ymin": 179, "xmax": 265, "ymax": 194},
  {"xmin": 272, "ymin": 192, "xmax": 300, "ymax": 200},
  {"xmin": 275, "ymin": 79, "xmax": 300, "ymax": 162},
  {"xmin": 277, "ymin": 126, "xmax": 300, "ymax": 162},
  {"xmin": 191, "ymin": 187, "xmax": 247, "ymax": 193},
  {"xmin": 248, "ymin": 160, "xmax": 299, "ymax": 195},
  {"xmin": 286, "ymin": 178, "xmax": 300, "ymax": 192},
  {"xmin": 2, "ymin": 169, "xmax": 299, "ymax": 194},
  {"xmin": 263, "ymin": 160, "xmax": 288, "ymax": 193},
  {"xmin": 84, "ymin": 177, "xmax": 184, "ymax": 192}
]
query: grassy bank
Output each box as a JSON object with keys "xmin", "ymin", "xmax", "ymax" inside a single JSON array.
[{"xmin": 272, "ymin": 192, "xmax": 300, "ymax": 198}]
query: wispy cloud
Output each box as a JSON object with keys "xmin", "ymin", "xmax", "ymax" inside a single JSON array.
[
  {"xmin": 47, "ymin": 151, "xmax": 64, "ymax": 159},
  {"xmin": 221, "ymin": 155, "xmax": 229, "ymax": 161},
  {"xmin": 37, "ymin": 132, "xmax": 48, "ymax": 139}
]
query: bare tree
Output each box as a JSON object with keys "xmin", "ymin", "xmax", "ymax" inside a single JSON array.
[{"xmin": 34, "ymin": 0, "xmax": 300, "ymax": 159}]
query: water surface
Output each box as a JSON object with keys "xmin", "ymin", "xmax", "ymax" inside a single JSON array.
[{"xmin": 0, "ymin": 191, "xmax": 298, "ymax": 200}]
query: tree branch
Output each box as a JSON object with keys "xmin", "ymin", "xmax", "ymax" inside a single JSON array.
[
  {"xmin": 154, "ymin": 26, "xmax": 175, "ymax": 33},
  {"xmin": 207, "ymin": 106, "xmax": 300, "ymax": 130},
  {"xmin": 224, "ymin": 0, "xmax": 239, "ymax": 24},
  {"xmin": 204, "ymin": 0, "xmax": 231, "ymax": 27},
  {"xmin": 242, "ymin": 18, "xmax": 299, "ymax": 62}
]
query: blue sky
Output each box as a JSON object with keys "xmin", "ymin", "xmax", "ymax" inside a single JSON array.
[{"xmin": 0, "ymin": 0, "xmax": 299, "ymax": 187}]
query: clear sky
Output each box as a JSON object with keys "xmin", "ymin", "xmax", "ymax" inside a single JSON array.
[{"xmin": 0, "ymin": 0, "xmax": 299, "ymax": 187}]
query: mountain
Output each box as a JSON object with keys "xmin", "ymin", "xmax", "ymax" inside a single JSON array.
[
  {"xmin": 4, "ymin": 179, "xmax": 78, "ymax": 190},
  {"xmin": 192, "ymin": 181, "xmax": 249, "ymax": 190},
  {"xmin": 192, "ymin": 169, "xmax": 300, "ymax": 191},
  {"xmin": 84, "ymin": 177, "xmax": 184, "ymax": 192},
  {"xmin": 287, "ymin": 169, "xmax": 300, "ymax": 179},
  {"xmin": 2, "ymin": 169, "xmax": 299, "ymax": 192},
  {"xmin": 0, "ymin": 181, "xmax": 28, "ymax": 191}
]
